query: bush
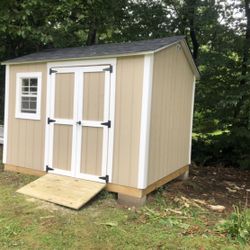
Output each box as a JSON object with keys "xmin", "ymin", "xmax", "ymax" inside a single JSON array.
[
  {"xmin": 192, "ymin": 127, "xmax": 250, "ymax": 169},
  {"xmin": 217, "ymin": 206, "xmax": 250, "ymax": 244}
]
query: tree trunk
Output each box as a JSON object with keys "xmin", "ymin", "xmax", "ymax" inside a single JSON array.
[
  {"xmin": 86, "ymin": 26, "xmax": 97, "ymax": 46},
  {"xmin": 233, "ymin": 0, "xmax": 250, "ymax": 123},
  {"xmin": 187, "ymin": 0, "xmax": 200, "ymax": 61}
]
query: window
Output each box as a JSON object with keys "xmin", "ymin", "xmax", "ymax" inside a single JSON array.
[{"xmin": 16, "ymin": 72, "xmax": 42, "ymax": 120}]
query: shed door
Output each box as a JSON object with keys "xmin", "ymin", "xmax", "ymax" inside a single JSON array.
[
  {"xmin": 47, "ymin": 66, "xmax": 111, "ymax": 183},
  {"xmin": 76, "ymin": 68, "xmax": 111, "ymax": 182}
]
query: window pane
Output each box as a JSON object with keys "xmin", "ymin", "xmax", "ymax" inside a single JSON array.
[
  {"xmin": 30, "ymin": 87, "xmax": 37, "ymax": 94},
  {"xmin": 21, "ymin": 101, "xmax": 29, "ymax": 109},
  {"xmin": 22, "ymin": 78, "xmax": 29, "ymax": 87},
  {"xmin": 30, "ymin": 78, "xmax": 37, "ymax": 86},
  {"xmin": 20, "ymin": 77, "xmax": 38, "ymax": 114},
  {"xmin": 30, "ymin": 101, "xmax": 37, "ymax": 110},
  {"xmin": 21, "ymin": 96, "xmax": 37, "ymax": 114}
]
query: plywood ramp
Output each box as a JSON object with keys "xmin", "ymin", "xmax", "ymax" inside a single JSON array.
[{"xmin": 17, "ymin": 174, "xmax": 106, "ymax": 209}]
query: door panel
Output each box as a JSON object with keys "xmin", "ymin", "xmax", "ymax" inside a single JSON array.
[
  {"xmin": 53, "ymin": 124, "xmax": 73, "ymax": 171},
  {"xmin": 54, "ymin": 73, "xmax": 74, "ymax": 119},
  {"xmin": 83, "ymin": 72, "xmax": 105, "ymax": 121},
  {"xmin": 80, "ymin": 127, "xmax": 103, "ymax": 176},
  {"xmin": 48, "ymin": 66, "xmax": 110, "ymax": 182}
]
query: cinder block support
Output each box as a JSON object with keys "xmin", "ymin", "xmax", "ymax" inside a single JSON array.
[
  {"xmin": 117, "ymin": 194, "xmax": 146, "ymax": 207},
  {"xmin": 177, "ymin": 169, "xmax": 189, "ymax": 181}
]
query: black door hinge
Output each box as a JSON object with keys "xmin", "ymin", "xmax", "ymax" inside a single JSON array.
[
  {"xmin": 103, "ymin": 65, "xmax": 113, "ymax": 73},
  {"xmin": 49, "ymin": 68, "xmax": 57, "ymax": 75},
  {"xmin": 46, "ymin": 165, "xmax": 54, "ymax": 172},
  {"xmin": 99, "ymin": 175, "xmax": 109, "ymax": 183},
  {"xmin": 48, "ymin": 117, "xmax": 56, "ymax": 124},
  {"xmin": 101, "ymin": 120, "xmax": 111, "ymax": 128}
]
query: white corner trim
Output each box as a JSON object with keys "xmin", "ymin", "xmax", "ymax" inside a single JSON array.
[
  {"xmin": 3, "ymin": 65, "xmax": 10, "ymax": 163},
  {"xmin": 15, "ymin": 72, "xmax": 42, "ymax": 120},
  {"xmin": 188, "ymin": 76, "xmax": 196, "ymax": 164},
  {"xmin": 137, "ymin": 54, "xmax": 154, "ymax": 189}
]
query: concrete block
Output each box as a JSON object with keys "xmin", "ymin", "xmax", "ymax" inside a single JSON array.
[
  {"xmin": 117, "ymin": 193, "xmax": 146, "ymax": 207},
  {"xmin": 177, "ymin": 169, "xmax": 189, "ymax": 181}
]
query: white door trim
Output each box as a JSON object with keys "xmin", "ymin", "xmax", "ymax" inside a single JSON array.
[{"xmin": 44, "ymin": 59, "xmax": 116, "ymax": 183}]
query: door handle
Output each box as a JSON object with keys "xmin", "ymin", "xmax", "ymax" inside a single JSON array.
[{"xmin": 76, "ymin": 121, "xmax": 82, "ymax": 125}]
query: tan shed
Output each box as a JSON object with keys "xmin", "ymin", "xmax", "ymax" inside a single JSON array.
[{"xmin": 2, "ymin": 36, "xmax": 200, "ymax": 206}]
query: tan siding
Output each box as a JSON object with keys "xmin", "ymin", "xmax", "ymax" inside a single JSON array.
[
  {"xmin": 54, "ymin": 73, "xmax": 74, "ymax": 119},
  {"xmin": 7, "ymin": 63, "xmax": 47, "ymax": 170},
  {"xmin": 53, "ymin": 124, "xmax": 72, "ymax": 171},
  {"xmin": 83, "ymin": 72, "xmax": 105, "ymax": 121},
  {"xmin": 148, "ymin": 45, "xmax": 194, "ymax": 185},
  {"xmin": 112, "ymin": 56, "xmax": 144, "ymax": 188},
  {"xmin": 80, "ymin": 127, "xmax": 103, "ymax": 176}
]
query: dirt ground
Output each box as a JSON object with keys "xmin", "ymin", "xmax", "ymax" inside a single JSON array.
[{"xmin": 151, "ymin": 164, "xmax": 250, "ymax": 213}]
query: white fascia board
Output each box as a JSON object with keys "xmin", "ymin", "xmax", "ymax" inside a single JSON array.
[
  {"xmin": 3, "ymin": 65, "xmax": 9, "ymax": 163},
  {"xmin": 137, "ymin": 54, "xmax": 154, "ymax": 189}
]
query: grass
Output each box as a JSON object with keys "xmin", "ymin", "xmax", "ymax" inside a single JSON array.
[
  {"xmin": 0, "ymin": 154, "xmax": 250, "ymax": 250},
  {"xmin": 0, "ymin": 170, "xmax": 249, "ymax": 249}
]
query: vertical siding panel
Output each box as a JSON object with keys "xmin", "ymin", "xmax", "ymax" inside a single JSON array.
[
  {"xmin": 112, "ymin": 56, "xmax": 144, "ymax": 188},
  {"xmin": 6, "ymin": 63, "xmax": 47, "ymax": 170},
  {"xmin": 148, "ymin": 45, "xmax": 194, "ymax": 185}
]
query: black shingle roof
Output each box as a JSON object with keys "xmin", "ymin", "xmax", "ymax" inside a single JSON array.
[{"xmin": 3, "ymin": 36, "xmax": 185, "ymax": 64}]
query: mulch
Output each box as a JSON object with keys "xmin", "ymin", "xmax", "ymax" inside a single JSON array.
[{"xmin": 158, "ymin": 164, "xmax": 250, "ymax": 213}]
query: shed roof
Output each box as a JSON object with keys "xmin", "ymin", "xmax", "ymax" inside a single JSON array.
[
  {"xmin": 2, "ymin": 36, "xmax": 200, "ymax": 79},
  {"xmin": 4, "ymin": 36, "xmax": 184, "ymax": 64}
]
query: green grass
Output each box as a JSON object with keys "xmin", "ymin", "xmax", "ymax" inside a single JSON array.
[{"xmin": 0, "ymin": 170, "xmax": 249, "ymax": 249}]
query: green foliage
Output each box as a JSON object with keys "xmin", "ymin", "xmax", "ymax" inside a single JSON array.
[
  {"xmin": 217, "ymin": 206, "xmax": 250, "ymax": 244},
  {"xmin": 0, "ymin": 0, "xmax": 249, "ymax": 169},
  {"xmin": 192, "ymin": 127, "xmax": 250, "ymax": 169}
]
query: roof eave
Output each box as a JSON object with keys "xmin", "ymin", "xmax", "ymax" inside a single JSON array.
[{"xmin": 1, "ymin": 50, "xmax": 155, "ymax": 66}]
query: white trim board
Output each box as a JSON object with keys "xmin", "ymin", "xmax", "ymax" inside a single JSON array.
[
  {"xmin": 3, "ymin": 65, "xmax": 9, "ymax": 163},
  {"xmin": 137, "ymin": 54, "xmax": 154, "ymax": 189},
  {"xmin": 188, "ymin": 76, "xmax": 196, "ymax": 164}
]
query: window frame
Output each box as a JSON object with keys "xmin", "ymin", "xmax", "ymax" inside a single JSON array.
[{"xmin": 15, "ymin": 72, "xmax": 42, "ymax": 120}]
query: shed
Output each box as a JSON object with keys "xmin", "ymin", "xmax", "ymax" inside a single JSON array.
[{"xmin": 2, "ymin": 36, "xmax": 200, "ymax": 207}]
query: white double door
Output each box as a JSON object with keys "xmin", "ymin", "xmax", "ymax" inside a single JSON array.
[{"xmin": 47, "ymin": 66, "xmax": 111, "ymax": 183}]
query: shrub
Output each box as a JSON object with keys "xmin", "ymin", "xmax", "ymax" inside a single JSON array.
[{"xmin": 217, "ymin": 206, "xmax": 250, "ymax": 244}]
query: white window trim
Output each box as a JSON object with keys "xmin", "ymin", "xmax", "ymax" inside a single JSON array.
[{"xmin": 15, "ymin": 72, "xmax": 42, "ymax": 120}]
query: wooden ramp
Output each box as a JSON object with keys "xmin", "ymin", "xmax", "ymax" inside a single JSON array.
[{"xmin": 17, "ymin": 174, "xmax": 106, "ymax": 209}]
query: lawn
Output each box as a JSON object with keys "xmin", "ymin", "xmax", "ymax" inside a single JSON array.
[{"xmin": 0, "ymin": 163, "xmax": 249, "ymax": 249}]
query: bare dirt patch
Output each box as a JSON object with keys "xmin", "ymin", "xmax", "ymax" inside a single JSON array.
[{"xmin": 153, "ymin": 165, "xmax": 250, "ymax": 213}]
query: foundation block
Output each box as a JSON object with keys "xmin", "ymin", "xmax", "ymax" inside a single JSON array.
[
  {"xmin": 117, "ymin": 193, "xmax": 146, "ymax": 207},
  {"xmin": 177, "ymin": 169, "xmax": 189, "ymax": 181}
]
